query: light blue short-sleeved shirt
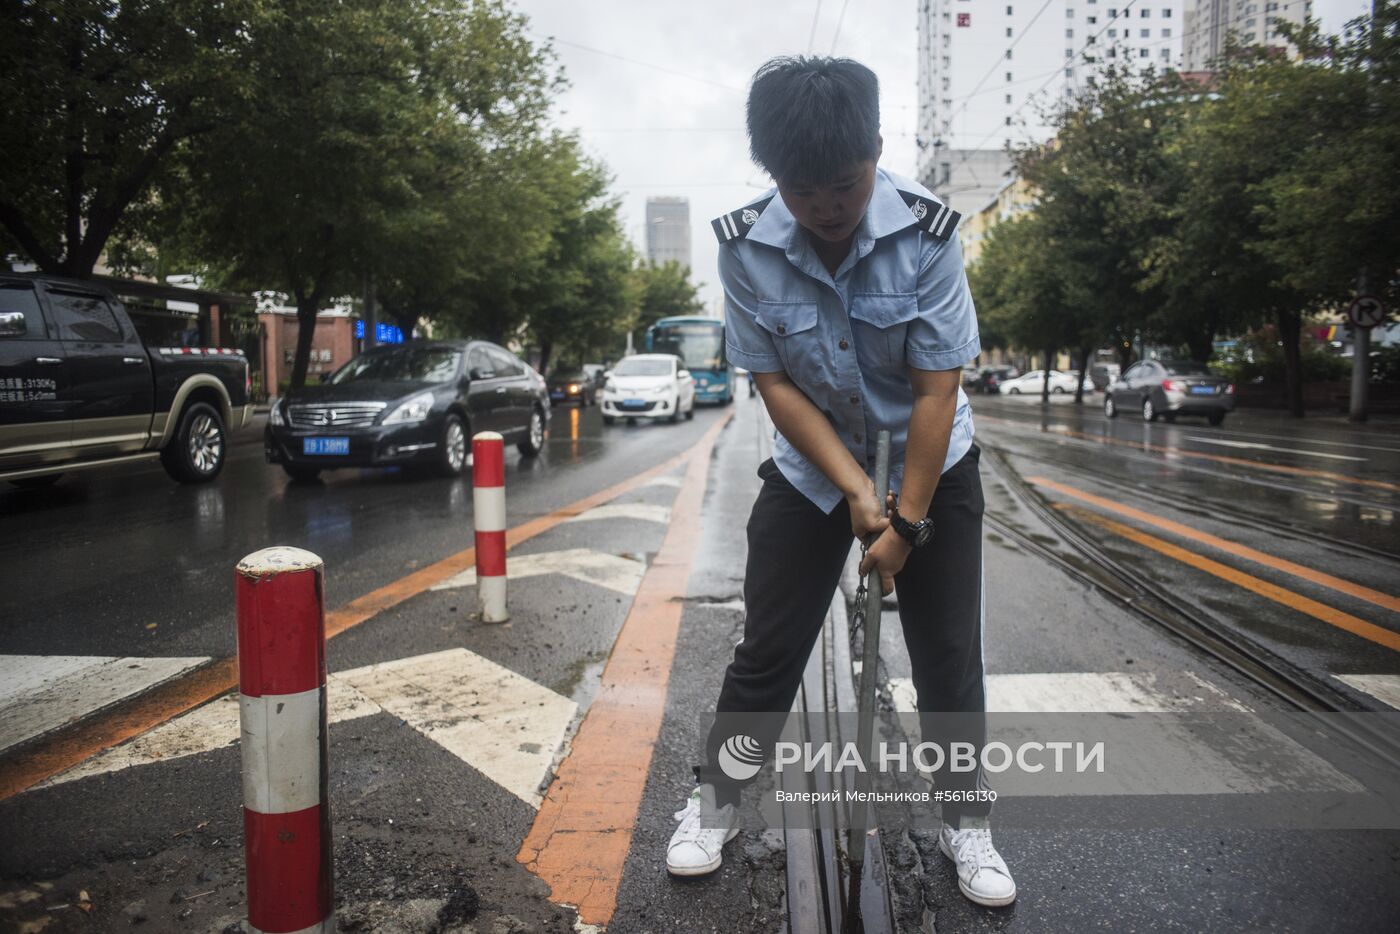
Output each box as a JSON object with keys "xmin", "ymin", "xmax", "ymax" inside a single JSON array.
[{"xmin": 720, "ymin": 168, "xmax": 980, "ymax": 513}]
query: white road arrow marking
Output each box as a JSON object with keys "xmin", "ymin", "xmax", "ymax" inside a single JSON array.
[
  {"xmin": 1183, "ymin": 436, "xmax": 1366, "ymax": 462},
  {"xmin": 430, "ymin": 547, "xmax": 647, "ymax": 596},
  {"xmin": 0, "ymin": 655, "xmax": 209, "ymax": 754},
  {"xmin": 43, "ymin": 649, "xmax": 577, "ymax": 808}
]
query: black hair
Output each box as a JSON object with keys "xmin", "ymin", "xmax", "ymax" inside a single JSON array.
[{"xmin": 746, "ymin": 56, "xmax": 880, "ymax": 185}]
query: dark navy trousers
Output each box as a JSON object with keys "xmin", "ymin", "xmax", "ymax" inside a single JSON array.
[{"xmin": 693, "ymin": 443, "xmax": 993, "ymax": 826}]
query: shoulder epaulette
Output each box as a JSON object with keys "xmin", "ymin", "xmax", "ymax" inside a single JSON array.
[
  {"xmin": 896, "ymin": 189, "xmax": 961, "ymax": 241},
  {"xmin": 711, "ymin": 196, "xmax": 775, "ymax": 244}
]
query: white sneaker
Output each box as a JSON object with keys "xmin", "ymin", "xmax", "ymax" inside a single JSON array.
[
  {"xmin": 666, "ymin": 784, "xmax": 739, "ymax": 877},
  {"xmin": 938, "ymin": 815, "xmax": 1017, "ymax": 907}
]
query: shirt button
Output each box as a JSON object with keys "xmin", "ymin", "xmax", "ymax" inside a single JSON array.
[
  {"xmin": 777, "ymin": 324, "xmax": 787, "ymax": 335},
  {"xmin": 839, "ymin": 338, "xmax": 849, "ymax": 350},
  {"xmin": 849, "ymin": 393, "xmax": 860, "ymax": 405},
  {"xmin": 854, "ymin": 432, "xmax": 863, "ymax": 444}
]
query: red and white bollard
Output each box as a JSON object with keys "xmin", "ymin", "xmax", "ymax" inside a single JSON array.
[
  {"xmin": 472, "ymin": 431, "xmax": 509, "ymax": 623},
  {"xmin": 235, "ymin": 547, "xmax": 333, "ymax": 934}
]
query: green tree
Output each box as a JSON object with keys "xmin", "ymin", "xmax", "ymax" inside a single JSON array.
[
  {"xmin": 519, "ymin": 149, "xmax": 637, "ymax": 376},
  {"xmin": 171, "ymin": 0, "xmax": 557, "ymax": 389},
  {"xmin": 631, "ymin": 261, "xmax": 704, "ymax": 347},
  {"xmin": 969, "ymin": 213, "xmax": 1089, "ymax": 402},
  {"xmin": 0, "ymin": 0, "xmax": 258, "ymax": 276}
]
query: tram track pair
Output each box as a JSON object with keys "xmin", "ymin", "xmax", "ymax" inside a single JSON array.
[
  {"xmin": 782, "ymin": 591, "xmax": 899, "ymax": 934},
  {"xmin": 979, "ymin": 442, "xmax": 1400, "ymax": 774},
  {"xmin": 984, "ymin": 438, "xmax": 1400, "ymax": 567}
]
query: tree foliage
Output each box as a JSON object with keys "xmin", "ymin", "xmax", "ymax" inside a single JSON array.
[
  {"xmin": 631, "ymin": 260, "xmax": 705, "ymax": 347},
  {"xmin": 0, "ymin": 0, "xmax": 258, "ymax": 276},
  {"xmin": 970, "ymin": 8, "xmax": 1400, "ymax": 415}
]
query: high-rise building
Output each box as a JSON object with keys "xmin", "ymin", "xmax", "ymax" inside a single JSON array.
[
  {"xmin": 1183, "ymin": 1, "xmax": 1313, "ymax": 72},
  {"xmin": 917, "ymin": 1, "xmax": 1186, "ymax": 217},
  {"xmin": 645, "ymin": 197, "xmax": 691, "ymax": 269}
]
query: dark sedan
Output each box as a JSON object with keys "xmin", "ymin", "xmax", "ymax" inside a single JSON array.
[
  {"xmin": 265, "ymin": 340, "xmax": 549, "ymax": 481},
  {"xmin": 547, "ymin": 369, "xmax": 596, "ymax": 406},
  {"xmin": 1104, "ymin": 359, "xmax": 1235, "ymax": 426}
]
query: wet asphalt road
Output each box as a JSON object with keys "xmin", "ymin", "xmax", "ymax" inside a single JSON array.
[
  {"xmin": 0, "ymin": 404, "xmax": 724, "ymax": 661},
  {"xmin": 969, "ymin": 392, "xmax": 1400, "ymax": 707},
  {"xmin": 3, "ymin": 387, "xmax": 1399, "ymax": 932}
]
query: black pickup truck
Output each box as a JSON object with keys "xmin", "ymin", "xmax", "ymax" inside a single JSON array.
[{"xmin": 0, "ymin": 273, "xmax": 254, "ymax": 487}]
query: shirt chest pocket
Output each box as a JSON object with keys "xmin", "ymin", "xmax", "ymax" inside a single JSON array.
[
  {"xmin": 849, "ymin": 292, "xmax": 918, "ymax": 371},
  {"xmin": 755, "ymin": 301, "xmax": 822, "ymax": 377}
]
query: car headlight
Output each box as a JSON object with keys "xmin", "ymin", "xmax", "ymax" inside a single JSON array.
[
  {"xmin": 383, "ymin": 392, "xmax": 435, "ymax": 425},
  {"xmin": 652, "ymin": 385, "xmax": 670, "ymax": 395},
  {"xmin": 269, "ymin": 400, "xmax": 286, "ymax": 427}
]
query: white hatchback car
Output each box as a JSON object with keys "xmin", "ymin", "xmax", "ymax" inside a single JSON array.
[
  {"xmin": 601, "ymin": 354, "xmax": 696, "ymax": 424},
  {"xmin": 998, "ymin": 369, "xmax": 1080, "ymax": 395}
]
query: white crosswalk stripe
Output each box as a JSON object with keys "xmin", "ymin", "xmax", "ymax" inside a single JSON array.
[
  {"xmin": 44, "ymin": 649, "xmax": 577, "ymax": 808},
  {"xmin": 1334, "ymin": 673, "xmax": 1400, "ymax": 710},
  {"xmin": 563, "ymin": 503, "xmax": 671, "ymax": 525},
  {"xmin": 0, "ymin": 655, "xmax": 209, "ymax": 754},
  {"xmin": 885, "ymin": 672, "xmax": 1361, "ymax": 796},
  {"xmin": 430, "ymin": 547, "xmax": 647, "ymax": 596}
]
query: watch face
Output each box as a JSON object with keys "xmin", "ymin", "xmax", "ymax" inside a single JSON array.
[{"xmin": 914, "ymin": 523, "xmax": 933, "ymax": 547}]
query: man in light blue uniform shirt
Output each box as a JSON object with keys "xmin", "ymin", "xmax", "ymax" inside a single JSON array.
[
  {"xmin": 719, "ymin": 163, "xmax": 979, "ymax": 513},
  {"xmin": 666, "ymin": 55, "xmax": 1017, "ymax": 909}
]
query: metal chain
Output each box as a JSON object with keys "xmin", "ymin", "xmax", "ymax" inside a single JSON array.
[{"xmin": 849, "ymin": 538, "xmax": 870, "ymax": 652}]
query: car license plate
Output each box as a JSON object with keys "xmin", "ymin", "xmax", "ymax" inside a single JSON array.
[
  {"xmin": 621, "ymin": 398, "xmax": 647, "ymax": 409},
  {"xmin": 303, "ymin": 437, "xmax": 349, "ymax": 455},
  {"xmin": 1190, "ymin": 386, "xmax": 1215, "ymax": 395}
]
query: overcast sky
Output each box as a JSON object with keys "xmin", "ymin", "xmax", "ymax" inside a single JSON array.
[{"xmin": 510, "ymin": 0, "xmax": 1371, "ymax": 312}]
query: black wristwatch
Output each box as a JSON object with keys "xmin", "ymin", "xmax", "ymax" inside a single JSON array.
[{"xmin": 890, "ymin": 511, "xmax": 934, "ymax": 547}]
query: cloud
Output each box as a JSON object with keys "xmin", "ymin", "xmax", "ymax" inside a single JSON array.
[{"xmin": 512, "ymin": 0, "xmax": 918, "ymax": 309}]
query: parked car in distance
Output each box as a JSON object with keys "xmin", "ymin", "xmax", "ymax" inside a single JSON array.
[
  {"xmin": 998, "ymin": 369, "xmax": 1079, "ymax": 395},
  {"xmin": 1104, "ymin": 360, "xmax": 1235, "ymax": 425},
  {"xmin": 601, "ymin": 354, "xmax": 695, "ymax": 424},
  {"xmin": 971, "ymin": 365, "xmax": 1019, "ymax": 394},
  {"xmin": 265, "ymin": 340, "xmax": 549, "ymax": 481},
  {"xmin": 1088, "ymin": 362, "xmax": 1121, "ymax": 392},
  {"xmin": 547, "ymin": 368, "xmax": 596, "ymax": 406},
  {"xmin": 581, "ymin": 364, "xmax": 607, "ymax": 390},
  {"xmin": 1, "ymin": 273, "xmax": 254, "ymax": 488}
]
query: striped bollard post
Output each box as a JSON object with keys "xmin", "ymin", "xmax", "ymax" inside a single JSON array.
[
  {"xmin": 235, "ymin": 547, "xmax": 334, "ymax": 934},
  {"xmin": 472, "ymin": 431, "xmax": 510, "ymax": 623}
]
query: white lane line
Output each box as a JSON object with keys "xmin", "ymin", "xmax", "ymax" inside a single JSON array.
[
  {"xmin": 640, "ymin": 475, "xmax": 683, "ymax": 488},
  {"xmin": 0, "ymin": 655, "xmax": 209, "ymax": 754},
  {"xmin": 42, "ymin": 650, "xmax": 578, "ymax": 809},
  {"xmin": 430, "ymin": 547, "xmax": 647, "ymax": 596},
  {"xmin": 1182, "ymin": 436, "xmax": 1366, "ymax": 462},
  {"xmin": 887, "ymin": 672, "xmax": 1359, "ymax": 796},
  {"xmin": 564, "ymin": 503, "xmax": 672, "ymax": 525},
  {"xmin": 339, "ymin": 649, "xmax": 577, "ymax": 808},
  {"xmin": 1334, "ymin": 673, "xmax": 1400, "ymax": 710}
]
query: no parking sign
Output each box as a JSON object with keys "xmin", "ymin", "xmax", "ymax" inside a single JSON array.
[{"xmin": 1347, "ymin": 295, "xmax": 1387, "ymax": 329}]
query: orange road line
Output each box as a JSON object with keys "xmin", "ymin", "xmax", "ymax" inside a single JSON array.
[
  {"xmin": 1027, "ymin": 476, "xmax": 1400, "ymax": 615},
  {"xmin": 977, "ymin": 414, "xmax": 1400, "ymax": 493},
  {"xmin": 1059, "ymin": 504, "xmax": 1400, "ymax": 654},
  {"xmin": 0, "ymin": 431, "xmax": 724, "ymax": 802},
  {"xmin": 517, "ymin": 413, "xmax": 732, "ymax": 927}
]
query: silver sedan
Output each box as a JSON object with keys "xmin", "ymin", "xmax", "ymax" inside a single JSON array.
[{"xmin": 1104, "ymin": 360, "xmax": 1235, "ymax": 426}]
